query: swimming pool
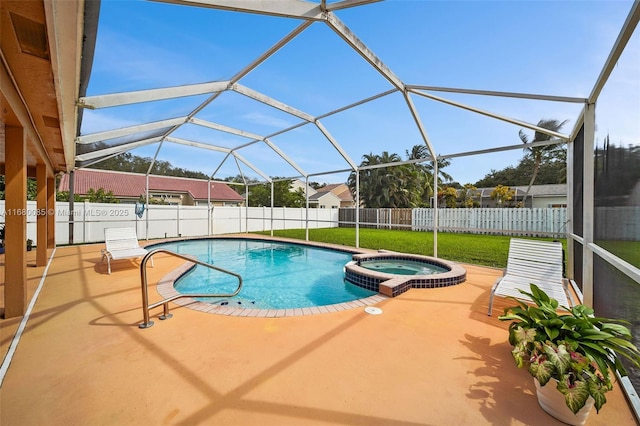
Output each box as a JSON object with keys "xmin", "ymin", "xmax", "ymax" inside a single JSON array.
[{"xmin": 152, "ymin": 238, "xmax": 378, "ymax": 310}]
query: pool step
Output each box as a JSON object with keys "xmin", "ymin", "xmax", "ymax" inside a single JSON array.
[{"xmin": 379, "ymin": 277, "xmax": 413, "ymax": 297}]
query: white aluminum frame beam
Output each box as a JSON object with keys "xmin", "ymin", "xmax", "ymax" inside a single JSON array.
[
  {"xmin": 263, "ymin": 139, "xmax": 308, "ymax": 178},
  {"xmin": 406, "ymin": 84, "xmax": 587, "ymax": 104},
  {"xmin": 76, "ymin": 117, "xmax": 187, "ymax": 144},
  {"xmin": 410, "ymin": 89, "xmax": 571, "ymax": 140},
  {"xmin": 316, "ymin": 89, "xmax": 398, "ymax": 120},
  {"xmin": 74, "ymin": 136, "xmax": 163, "ymax": 161},
  {"xmin": 190, "ymin": 118, "xmax": 308, "ymax": 177},
  {"xmin": 165, "ymin": 136, "xmax": 232, "ymax": 153},
  {"xmin": 232, "ymin": 84, "xmax": 315, "ymax": 121},
  {"xmin": 403, "ymin": 91, "xmax": 437, "ymax": 159},
  {"xmin": 151, "ymin": 0, "xmax": 324, "ymax": 20},
  {"xmin": 78, "ymin": 151, "xmax": 132, "ymax": 169},
  {"xmin": 190, "ymin": 117, "xmax": 264, "ymax": 140},
  {"xmin": 327, "ymin": 0, "xmax": 382, "ymax": 12},
  {"xmin": 324, "ymin": 13, "xmax": 405, "ymax": 91},
  {"xmin": 229, "ymin": 21, "xmax": 313, "ymax": 83},
  {"xmin": 232, "ymin": 152, "xmax": 272, "ymax": 182},
  {"xmin": 440, "ymin": 138, "xmax": 566, "ymax": 160},
  {"xmin": 314, "ymin": 120, "xmax": 358, "ymax": 170},
  {"xmin": 210, "ymin": 152, "xmax": 233, "ymax": 179},
  {"xmin": 78, "ymin": 81, "xmax": 229, "ymax": 109},
  {"xmin": 589, "ymin": 0, "xmax": 639, "ymax": 103}
]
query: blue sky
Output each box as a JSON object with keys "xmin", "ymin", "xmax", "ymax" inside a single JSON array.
[{"xmin": 82, "ymin": 0, "xmax": 639, "ymax": 185}]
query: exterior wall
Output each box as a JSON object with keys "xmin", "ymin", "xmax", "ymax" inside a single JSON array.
[
  {"xmin": 149, "ymin": 191, "xmax": 192, "ymax": 205},
  {"xmin": 315, "ymin": 193, "xmax": 342, "ymax": 209},
  {"xmin": 531, "ymin": 196, "xmax": 567, "ymax": 208},
  {"xmin": 291, "ymin": 180, "xmax": 317, "ymax": 197}
]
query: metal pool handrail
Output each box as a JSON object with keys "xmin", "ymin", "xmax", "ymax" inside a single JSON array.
[{"xmin": 139, "ymin": 248, "xmax": 243, "ymax": 329}]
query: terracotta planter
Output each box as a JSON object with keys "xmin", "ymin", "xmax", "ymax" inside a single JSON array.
[{"xmin": 535, "ymin": 379, "xmax": 594, "ymax": 426}]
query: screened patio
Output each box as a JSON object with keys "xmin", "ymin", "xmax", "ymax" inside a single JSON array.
[{"xmin": 1, "ymin": 0, "xmax": 639, "ymax": 423}]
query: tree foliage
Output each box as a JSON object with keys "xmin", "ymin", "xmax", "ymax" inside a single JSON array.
[
  {"xmin": 518, "ymin": 118, "xmax": 568, "ymax": 200},
  {"xmin": 347, "ymin": 145, "xmax": 453, "ymax": 208},
  {"xmin": 458, "ymin": 184, "xmax": 480, "ymax": 208},
  {"xmin": 232, "ymin": 178, "xmax": 305, "ymax": 207},
  {"xmin": 491, "ymin": 184, "xmax": 515, "ymax": 207},
  {"xmin": 0, "ymin": 177, "xmax": 37, "ymax": 201},
  {"xmin": 56, "ymin": 191, "xmax": 84, "ymax": 202},
  {"xmin": 474, "ymin": 119, "xmax": 568, "ymax": 189},
  {"xmin": 56, "ymin": 188, "xmax": 120, "ymax": 203},
  {"xmin": 438, "ymin": 186, "xmax": 459, "ymax": 208},
  {"xmin": 84, "ymin": 188, "xmax": 120, "ymax": 203},
  {"xmin": 86, "ymin": 151, "xmax": 209, "ymax": 180},
  {"xmin": 475, "ymin": 149, "xmax": 567, "ymax": 188}
]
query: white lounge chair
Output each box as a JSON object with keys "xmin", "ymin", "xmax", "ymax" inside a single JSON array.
[
  {"xmin": 488, "ymin": 238, "xmax": 572, "ymax": 315},
  {"xmin": 102, "ymin": 227, "xmax": 152, "ymax": 274}
]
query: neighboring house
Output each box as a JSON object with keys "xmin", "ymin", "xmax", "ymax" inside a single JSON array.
[
  {"xmin": 472, "ymin": 184, "xmax": 567, "ymax": 208},
  {"xmin": 58, "ymin": 169, "xmax": 245, "ymax": 206},
  {"xmin": 308, "ymin": 183, "xmax": 355, "ymax": 208},
  {"xmin": 290, "ymin": 179, "xmax": 317, "ymax": 197}
]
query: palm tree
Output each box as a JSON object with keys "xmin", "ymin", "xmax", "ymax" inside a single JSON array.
[
  {"xmin": 519, "ymin": 119, "xmax": 568, "ymax": 204},
  {"xmin": 405, "ymin": 144, "xmax": 453, "ymax": 183},
  {"xmin": 405, "ymin": 144, "xmax": 453, "ymax": 205},
  {"xmin": 348, "ymin": 151, "xmax": 422, "ymax": 208}
]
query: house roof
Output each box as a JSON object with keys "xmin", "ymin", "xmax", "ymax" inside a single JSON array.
[
  {"xmin": 517, "ymin": 184, "xmax": 567, "ymax": 196},
  {"xmin": 475, "ymin": 184, "xmax": 566, "ymax": 197},
  {"xmin": 309, "ymin": 191, "xmax": 340, "ymax": 202},
  {"xmin": 58, "ymin": 169, "xmax": 244, "ymax": 202},
  {"xmin": 314, "ymin": 183, "xmax": 354, "ymax": 202}
]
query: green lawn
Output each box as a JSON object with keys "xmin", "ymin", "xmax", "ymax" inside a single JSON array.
[
  {"xmin": 596, "ymin": 240, "xmax": 640, "ymax": 268},
  {"xmin": 254, "ymin": 228, "xmax": 566, "ymax": 269}
]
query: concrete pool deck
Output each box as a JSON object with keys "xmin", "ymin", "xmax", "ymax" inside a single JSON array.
[{"xmin": 0, "ymin": 236, "xmax": 637, "ymax": 425}]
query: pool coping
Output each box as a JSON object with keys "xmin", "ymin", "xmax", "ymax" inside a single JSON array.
[
  {"xmin": 345, "ymin": 252, "xmax": 467, "ymax": 297},
  {"xmin": 154, "ymin": 235, "xmax": 389, "ymax": 317}
]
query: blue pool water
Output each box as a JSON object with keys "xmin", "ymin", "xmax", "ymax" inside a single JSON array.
[{"xmin": 152, "ymin": 239, "xmax": 376, "ymax": 309}]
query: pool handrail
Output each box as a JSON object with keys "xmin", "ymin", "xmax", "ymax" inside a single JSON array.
[{"xmin": 139, "ymin": 248, "xmax": 243, "ymax": 329}]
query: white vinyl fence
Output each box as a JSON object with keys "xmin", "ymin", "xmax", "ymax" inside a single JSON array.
[
  {"xmin": 0, "ymin": 201, "xmax": 339, "ymax": 245},
  {"xmin": 3, "ymin": 201, "xmax": 637, "ymax": 245},
  {"xmin": 412, "ymin": 208, "xmax": 569, "ymax": 238}
]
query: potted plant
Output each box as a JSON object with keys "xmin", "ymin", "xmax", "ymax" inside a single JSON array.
[
  {"xmin": 499, "ymin": 284, "xmax": 640, "ymax": 425},
  {"xmin": 26, "ymin": 239, "xmax": 33, "ymax": 251}
]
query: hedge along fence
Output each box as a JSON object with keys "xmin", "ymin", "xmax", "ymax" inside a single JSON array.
[{"xmin": 340, "ymin": 207, "xmax": 569, "ymax": 238}]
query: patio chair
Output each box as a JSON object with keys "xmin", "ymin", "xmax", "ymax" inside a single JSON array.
[
  {"xmin": 102, "ymin": 227, "xmax": 152, "ymax": 274},
  {"xmin": 488, "ymin": 238, "xmax": 572, "ymax": 315}
]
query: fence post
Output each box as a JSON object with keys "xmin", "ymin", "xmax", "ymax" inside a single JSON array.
[
  {"xmin": 83, "ymin": 200, "xmax": 89, "ymax": 244},
  {"xmin": 176, "ymin": 204, "xmax": 180, "ymax": 237}
]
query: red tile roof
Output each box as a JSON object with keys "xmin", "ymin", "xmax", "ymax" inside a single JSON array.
[{"xmin": 58, "ymin": 169, "xmax": 244, "ymax": 202}]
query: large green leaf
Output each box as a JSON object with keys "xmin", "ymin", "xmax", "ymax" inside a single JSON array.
[
  {"xmin": 587, "ymin": 379, "xmax": 607, "ymax": 413},
  {"xmin": 543, "ymin": 342, "xmax": 570, "ymax": 375},
  {"xmin": 600, "ymin": 323, "xmax": 633, "ymax": 337},
  {"xmin": 511, "ymin": 326, "xmax": 536, "ymax": 345},
  {"xmin": 529, "ymin": 359, "xmax": 554, "ymax": 385},
  {"xmin": 557, "ymin": 378, "xmax": 591, "ymax": 414}
]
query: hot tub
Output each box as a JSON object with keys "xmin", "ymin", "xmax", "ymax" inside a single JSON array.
[{"xmin": 344, "ymin": 252, "xmax": 467, "ymax": 297}]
